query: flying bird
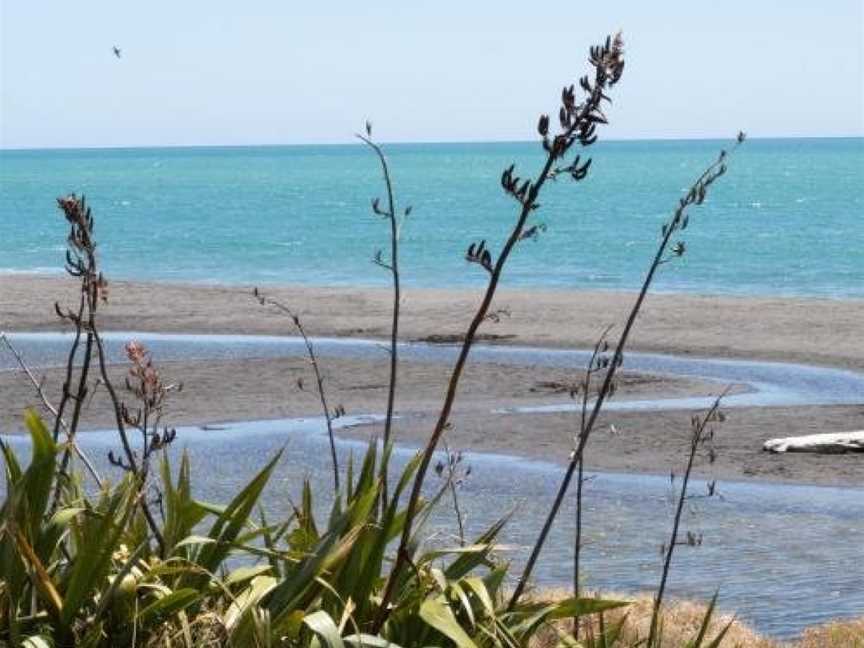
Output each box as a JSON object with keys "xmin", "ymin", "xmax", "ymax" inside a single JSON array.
[{"xmin": 112, "ymin": 46, "xmax": 122, "ymax": 59}]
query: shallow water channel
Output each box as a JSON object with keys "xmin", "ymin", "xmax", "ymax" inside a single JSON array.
[{"xmin": 2, "ymin": 332, "xmax": 863, "ymax": 639}]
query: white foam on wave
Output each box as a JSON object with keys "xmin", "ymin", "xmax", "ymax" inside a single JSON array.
[{"xmin": 0, "ymin": 267, "xmax": 64, "ymax": 276}]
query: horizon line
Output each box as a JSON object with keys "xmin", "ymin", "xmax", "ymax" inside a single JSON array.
[{"xmin": 1, "ymin": 133, "xmax": 862, "ymax": 154}]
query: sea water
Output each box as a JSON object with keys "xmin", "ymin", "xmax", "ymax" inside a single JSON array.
[{"xmin": 1, "ymin": 138, "xmax": 862, "ymax": 297}]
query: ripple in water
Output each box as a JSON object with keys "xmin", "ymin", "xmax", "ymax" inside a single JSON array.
[
  {"xmin": 3, "ymin": 416, "xmax": 863, "ymax": 640},
  {"xmin": 2, "ymin": 333, "xmax": 863, "ymax": 639}
]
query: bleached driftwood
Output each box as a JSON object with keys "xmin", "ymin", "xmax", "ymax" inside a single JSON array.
[{"xmin": 763, "ymin": 431, "xmax": 864, "ymax": 454}]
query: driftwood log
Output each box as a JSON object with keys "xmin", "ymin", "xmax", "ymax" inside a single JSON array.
[{"xmin": 764, "ymin": 431, "xmax": 864, "ymax": 454}]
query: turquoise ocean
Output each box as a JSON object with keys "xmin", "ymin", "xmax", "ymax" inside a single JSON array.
[{"xmin": 1, "ymin": 138, "xmax": 862, "ymax": 297}]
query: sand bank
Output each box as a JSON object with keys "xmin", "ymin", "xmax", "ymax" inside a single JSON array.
[
  {"xmin": 3, "ymin": 275, "xmax": 864, "ymax": 370},
  {"xmin": 1, "ymin": 274, "xmax": 862, "ymax": 486}
]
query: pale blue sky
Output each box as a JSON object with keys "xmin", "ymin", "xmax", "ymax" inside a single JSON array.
[{"xmin": 1, "ymin": 1, "xmax": 862, "ymax": 148}]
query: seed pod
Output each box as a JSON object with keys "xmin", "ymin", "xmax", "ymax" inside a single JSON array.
[
  {"xmin": 501, "ymin": 166, "xmax": 511, "ymax": 190},
  {"xmin": 579, "ymin": 75, "xmax": 591, "ymax": 93},
  {"xmin": 578, "ymin": 158, "xmax": 592, "ymax": 175},
  {"xmin": 537, "ymin": 114, "xmax": 549, "ymax": 136}
]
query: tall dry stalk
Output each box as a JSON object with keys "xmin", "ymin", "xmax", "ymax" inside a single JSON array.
[
  {"xmin": 254, "ymin": 289, "xmax": 341, "ymax": 491},
  {"xmin": 439, "ymin": 440, "xmax": 471, "ymax": 546},
  {"xmin": 52, "ymin": 194, "xmax": 168, "ymax": 554},
  {"xmin": 648, "ymin": 391, "xmax": 728, "ymax": 645},
  {"xmin": 572, "ymin": 324, "xmax": 613, "ymax": 638},
  {"xmin": 0, "ymin": 332, "xmax": 103, "ymax": 487},
  {"xmin": 49, "ymin": 196, "xmax": 100, "ymax": 499},
  {"xmin": 357, "ymin": 122, "xmax": 409, "ymax": 506},
  {"xmin": 508, "ymin": 132, "xmax": 746, "ymax": 610},
  {"xmin": 108, "ymin": 340, "xmax": 181, "ymax": 489},
  {"xmin": 372, "ymin": 33, "xmax": 626, "ymax": 632}
]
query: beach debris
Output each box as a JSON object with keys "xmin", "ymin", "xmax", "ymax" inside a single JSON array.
[
  {"xmin": 483, "ymin": 307, "xmax": 511, "ymax": 323},
  {"xmin": 413, "ymin": 332, "xmax": 516, "ymax": 345},
  {"xmin": 763, "ymin": 431, "xmax": 864, "ymax": 454}
]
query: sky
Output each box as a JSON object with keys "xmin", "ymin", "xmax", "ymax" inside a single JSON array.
[{"xmin": 1, "ymin": 1, "xmax": 862, "ymax": 149}]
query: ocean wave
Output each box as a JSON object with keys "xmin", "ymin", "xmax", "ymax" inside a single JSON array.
[{"xmin": 0, "ymin": 267, "xmax": 64, "ymax": 276}]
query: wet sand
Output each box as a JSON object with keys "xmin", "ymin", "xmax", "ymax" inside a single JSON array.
[
  {"xmin": 0, "ymin": 355, "xmax": 715, "ymax": 433},
  {"xmin": 3, "ymin": 275, "xmax": 864, "ymax": 370},
  {"xmin": 1, "ymin": 274, "xmax": 862, "ymax": 486}
]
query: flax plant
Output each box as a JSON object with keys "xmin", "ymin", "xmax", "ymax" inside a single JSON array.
[
  {"xmin": 648, "ymin": 391, "xmax": 730, "ymax": 646},
  {"xmin": 52, "ymin": 195, "xmax": 169, "ymax": 551},
  {"xmin": 358, "ymin": 121, "xmax": 411, "ymax": 506},
  {"xmin": 254, "ymin": 289, "xmax": 342, "ymax": 491},
  {"xmin": 373, "ymin": 32, "xmax": 626, "ymax": 632},
  {"xmin": 509, "ymin": 132, "xmax": 746, "ymax": 611},
  {"xmin": 0, "ymin": 30, "xmax": 767, "ymax": 648},
  {"xmin": 572, "ymin": 324, "xmax": 613, "ymax": 638}
]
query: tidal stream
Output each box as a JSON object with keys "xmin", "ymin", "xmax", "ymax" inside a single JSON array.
[{"xmin": 2, "ymin": 332, "xmax": 863, "ymax": 639}]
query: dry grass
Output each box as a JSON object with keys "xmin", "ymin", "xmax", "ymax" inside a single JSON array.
[
  {"xmin": 794, "ymin": 616, "xmax": 864, "ymax": 648},
  {"xmin": 528, "ymin": 588, "xmax": 863, "ymax": 647}
]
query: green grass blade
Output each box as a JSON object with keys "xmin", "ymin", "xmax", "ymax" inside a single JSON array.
[
  {"xmin": 136, "ymin": 588, "xmax": 200, "ymax": 627},
  {"xmin": 443, "ymin": 515, "xmax": 509, "ymax": 580},
  {"xmin": 344, "ymin": 634, "xmax": 405, "ymax": 647},
  {"xmin": 544, "ymin": 597, "xmax": 631, "ymax": 621},
  {"xmin": 302, "ymin": 610, "xmax": 346, "ymax": 648},
  {"xmin": 704, "ymin": 618, "xmax": 735, "ymax": 648},
  {"xmin": 686, "ymin": 591, "xmax": 718, "ymax": 648},
  {"xmin": 419, "ymin": 596, "xmax": 478, "ymax": 648},
  {"xmin": 186, "ymin": 449, "xmax": 282, "ymax": 584},
  {"xmin": 22, "ymin": 410, "xmax": 57, "ymax": 538},
  {"xmin": 61, "ymin": 477, "xmax": 137, "ymax": 626}
]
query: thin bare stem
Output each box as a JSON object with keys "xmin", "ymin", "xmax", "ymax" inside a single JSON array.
[
  {"xmin": 52, "ymin": 326, "xmax": 95, "ymax": 508},
  {"xmin": 92, "ymin": 329, "xmax": 166, "ymax": 556},
  {"xmin": 0, "ymin": 332, "xmax": 103, "ymax": 487},
  {"xmin": 572, "ymin": 325, "xmax": 611, "ymax": 638},
  {"xmin": 51, "ymin": 292, "xmax": 85, "ymax": 442},
  {"xmin": 373, "ymin": 34, "xmax": 625, "ymax": 632},
  {"xmin": 51, "ymin": 201, "xmax": 101, "ymax": 511},
  {"xmin": 358, "ymin": 129, "xmax": 403, "ymax": 508},
  {"xmin": 508, "ymin": 135, "xmax": 745, "ymax": 610},
  {"xmin": 442, "ymin": 440, "xmax": 467, "ymax": 547},
  {"xmin": 648, "ymin": 390, "xmax": 728, "ymax": 644},
  {"xmin": 254, "ymin": 290, "xmax": 340, "ymax": 492},
  {"xmin": 50, "ymin": 194, "xmax": 166, "ymax": 554},
  {"xmin": 572, "ymin": 451, "xmax": 585, "ymax": 635}
]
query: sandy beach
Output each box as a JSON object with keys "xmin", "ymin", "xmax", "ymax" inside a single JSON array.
[
  {"xmin": 4, "ymin": 275, "xmax": 864, "ymax": 370},
  {"xmin": 1, "ymin": 274, "xmax": 862, "ymax": 486}
]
